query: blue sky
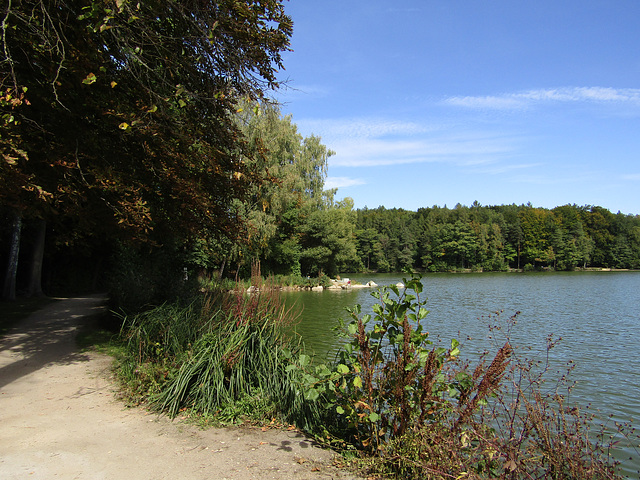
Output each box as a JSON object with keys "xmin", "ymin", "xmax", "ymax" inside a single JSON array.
[{"xmin": 273, "ymin": 1, "xmax": 640, "ymax": 215}]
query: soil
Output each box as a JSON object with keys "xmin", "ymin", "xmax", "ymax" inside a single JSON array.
[{"xmin": 0, "ymin": 295, "xmax": 362, "ymax": 480}]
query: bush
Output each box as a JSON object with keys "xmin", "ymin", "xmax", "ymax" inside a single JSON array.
[
  {"xmin": 114, "ymin": 269, "xmax": 634, "ymax": 478},
  {"xmin": 108, "ymin": 244, "xmax": 198, "ymax": 313}
]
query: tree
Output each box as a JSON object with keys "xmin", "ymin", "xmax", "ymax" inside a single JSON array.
[
  {"xmin": 1, "ymin": 0, "xmax": 293, "ymax": 296},
  {"xmin": 1, "ymin": 210, "xmax": 21, "ymax": 300},
  {"xmin": 518, "ymin": 207, "xmax": 554, "ymax": 268},
  {"xmin": 299, "ymin": 196, "xmax": 361, "ymax": 277},
  {"xmin": 231, "ymin": 100, "xmax": 335, "ymax": 276},
  {"xmin": 355, "ymin": 227, "xmax": 379, "ymax": 271},
  {"xmin": 583, "ymin": 207, "xmax": 616, "ymax": 267}
]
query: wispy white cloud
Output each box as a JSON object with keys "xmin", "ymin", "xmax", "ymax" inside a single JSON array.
[
  {"xmin": 328, "ymin": 133, "xmax": 518, "ymax": 168},
  {"xmin": 444, "ymin": 87, "xmax": 640, "ymax": 110},
  {"xmin": 294, "ymin": 117, "xmax": 522, "ymax": 168},
  {"xmin": 324, "ymin": 176, "xmax": 366, "ymax": 190},
  {"xmin": 622, "ymin": 173, "xmax": 640, "ymax": 181},
  {"xmin": 298, "ymin": 117, "xmax": 435, "ymax": 139}
]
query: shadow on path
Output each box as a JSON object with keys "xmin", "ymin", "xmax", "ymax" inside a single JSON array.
[{"xmin": 0, "ymin": 294, "xmax": 108, "ymax": 390}]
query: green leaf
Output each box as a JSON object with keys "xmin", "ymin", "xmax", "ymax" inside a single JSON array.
[
  {"xmin": 304, "ymin": 388, "xmax": 320, "ymax": 401},
  {"xmin": 353, "ymin": 376, "xmax": 363, "ymax": 388},
  {"xmin": 368, "ymin": 412, "xmax": 380, "ymax": 422},
  {"xmin": 336, "ymin": 406, "xmax": 345, "ymax": 414},
  {"xmin": 298, "ymin": 354, "xmax": 311, "ymax": 367},
  {"xmin": 337, "ymin": 364, "xmax": 349, "ymax": 374}
]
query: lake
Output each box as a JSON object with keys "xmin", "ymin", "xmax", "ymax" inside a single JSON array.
[{"xmin": 283, "ymin": 271, "xmax": 640, "ymax": 477}]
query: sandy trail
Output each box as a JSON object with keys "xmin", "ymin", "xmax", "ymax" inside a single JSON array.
[{"xmin": 0, "ymin": 295, "xmax": 359, "ymax": 480}]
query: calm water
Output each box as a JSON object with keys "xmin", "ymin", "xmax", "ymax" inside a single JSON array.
[{"xmin": 284, "ymin": 271, "xmax": 640, "ymax": 477}]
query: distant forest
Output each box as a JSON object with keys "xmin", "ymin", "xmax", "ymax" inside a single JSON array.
[{"xmin": 350, "ymin": 202, "xmax": 640, "ymax": 273}]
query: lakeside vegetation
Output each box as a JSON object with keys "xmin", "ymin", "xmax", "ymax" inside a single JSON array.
[
  {"xmin": 110, "ymin": 272, "xmax": 633, "ymax": 479},
  {"xmin": 2, "ymin": 2, "xmax": 639, "ymax": 478}
]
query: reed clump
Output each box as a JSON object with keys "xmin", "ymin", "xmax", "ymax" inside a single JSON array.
[{"xmin": 117, "ymin": 282, "xmax": 317, "ymax": 425}]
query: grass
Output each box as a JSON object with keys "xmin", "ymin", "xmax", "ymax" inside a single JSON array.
[{"xmin": 75, "ymin": 309, "xmax": 124, "ymax": 356}]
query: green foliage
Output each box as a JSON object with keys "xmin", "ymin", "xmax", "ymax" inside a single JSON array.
[
  {"xmin": 354, "ymin": 203, "xmax": 640, "ymax": 273},
  {"xmin": 118, "ymin": 286, "xmax": 320, "ymax": 428},
  {"xmin": 229, "ymin": 100, "xmax": 362, "ymax": 278},
  {"xmin": 292, "ymin": 271, "xmax": 480, "ymax": 452},
  {"xmin": 1, "ymin": 0, "xmax": 293, "ymax": 294},
  {"xmin": 112, "ymin": 270, "xmax": 630, "ymax": 478},
  {"xmin": 208, "ymin": 388, "xmax": 279, "ymax": 426}
]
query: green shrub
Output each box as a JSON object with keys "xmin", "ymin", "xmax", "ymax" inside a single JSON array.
[
  {"xmin": 119, "ymin": 296, "xmax": 219, "ymax": 363},
  {"xmin": 292, "ymin": 271, "xmax": 484, "ymax": 452},
  {"xmin": 108, "ymin": 244, "xmax": 198, "ymax": 313}
]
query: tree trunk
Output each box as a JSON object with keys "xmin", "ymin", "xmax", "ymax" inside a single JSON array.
[
  {"xmin": 26, "ymin": 219, "xmax": 46, "ymax": 297},
  {"xmin": 218, "ymin": 258, "xmax": 226, "ymax": 279},
  {"xmin": 2, "ymin": 210, "xmax": 22, "ymax": 301}
]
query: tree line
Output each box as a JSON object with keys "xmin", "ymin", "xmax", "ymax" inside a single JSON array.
[{"xmin": 353, "ymin": 202, "xmax": 640, "ymax": 273}]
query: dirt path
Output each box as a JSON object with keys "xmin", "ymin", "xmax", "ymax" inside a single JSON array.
[{"xmin": 0, "ymin": 295, "xmax": 360, "ymax": 480}]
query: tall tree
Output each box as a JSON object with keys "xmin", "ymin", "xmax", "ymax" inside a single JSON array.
[
  {"xmin": 1, "ymin": 210, "xmax": 21, "ymax": 300},
  {"xmin": 233, "ymin": 101, "xmax": 335, "ymax": 276},
  {"xmin": 1, "ymin": 0, "xmax": 293, "ymax": 294}
]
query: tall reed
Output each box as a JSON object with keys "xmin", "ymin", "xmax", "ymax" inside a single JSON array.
[{"xmin": 151, "ymin": 285, "xmax": 319, "ymax": 426}]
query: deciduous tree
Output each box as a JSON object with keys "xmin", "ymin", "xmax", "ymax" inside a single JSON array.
[{"xmin": 1, "ymin": 0, "xmax": 292, "ymax": 296}]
